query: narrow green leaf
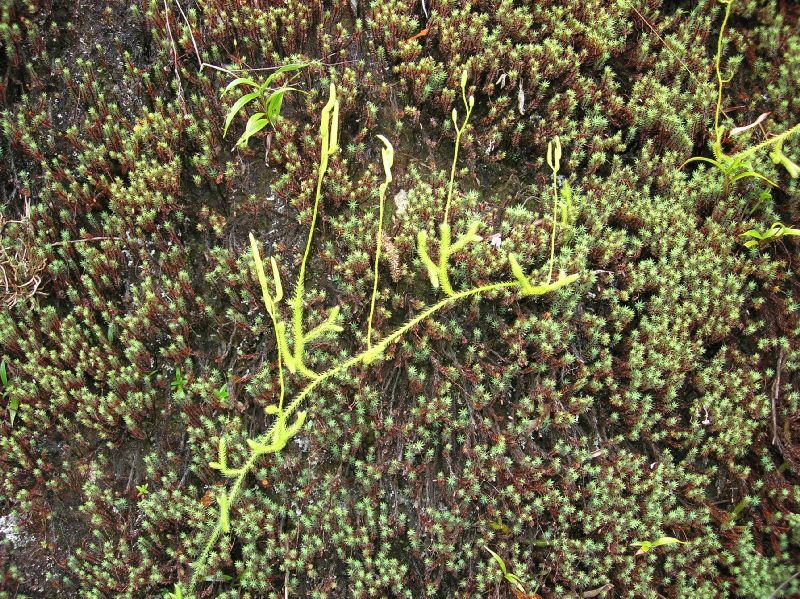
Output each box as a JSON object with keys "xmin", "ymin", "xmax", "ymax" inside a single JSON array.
[
  {"xmin": 265, "ymin": 89, "xmax": 286, "ymax": 122},
  {"xmin": 223, "ymin": 91, "xmax": 260, "ymax": 138},
  {"xmin": 731, "ymin": 170, "xmax": 778, "ymax": 187},
  {"xmin": 633, "ymin": 536, "xmax": 687, "ymax": 554},
  {"xmin": 262, "ymin": 62, "xmax": 307, "ymax": 89},
  {"xmin": 8, "ymin": 396, "xmax": 18, "ymax": 426},
  {"xmin": 484, "ymin": 547, "xmax": 508, "ymax": 576},
  {"xmin": 679, "ymin": 156, "xmax": 725, "ymax": 171},
  {"xmin": 236, "ymin": 113, "xmax": 270, "ymax": 148},
  {"xmin": 222, "ymin": 77, "xmax": 258, "ymax": 95},
  {"xmin": 650, "ymin": 536, "xmax": 688, "ymax": 549}
]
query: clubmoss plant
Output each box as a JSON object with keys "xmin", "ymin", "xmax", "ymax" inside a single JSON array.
[
  {"xmin": 681, "ymin": 0, "xmax": 800, "ymax": 190},
  {"xmin": 416, "ymin": 70, "xmax": 484, "ymax": 298},
  {"xmin": 175, "ymin": 75, "xmax": 580, "ymax": 598},
  {"xmin": 3, "ymin": 2, "xmax": 800, "ymax": 595}
]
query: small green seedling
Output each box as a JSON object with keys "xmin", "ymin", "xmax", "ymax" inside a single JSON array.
[
  {"xmin": 214, "ymin": 383, "xmax": 229, "ymax": 402},
  {"xmin": 742, "ymin": 222, "xmax": 800, "ymax": 249},
  {"xmin": 136, "ymin": 484, "xmax": 149, "ymax": 497},
  {"xmin": 171, "ymin": 368, "xmax": 187, "ymax": 398},
  {"xmin": 631, "ymin": 536, "xmax": 688, "ymax": 555},
  {"xmin": 489, "ymin": 518, "xmax": 512, "ymax": 535},
  {"xmin": 1, "ymin": 360, "xmax": 17, "ymax": 426},
  {"xmin": 222, "ymin": 62, "xmax": 307, "ymax": 148},
  {"xmin": 485, "ymin": 547, "xmax": 539, "ymax": 598}
]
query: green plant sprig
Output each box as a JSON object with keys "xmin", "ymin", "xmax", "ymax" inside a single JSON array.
[
  {"xmin": 485, "ymin": 546, "xmax": 538, "ymax": 598},
  {"xmin": 417, "ymin": 70, "xmax": 483, "ymax": 297},
  {"xmin": 184, "ymin": 268, "xmax": 574, "ymax": 596},
  {"xmin": 680, "ymin": 0, "xmax": 799, "ymax": 189},
  {"xmin": 177, "ymin": 76, "xmax": 580, "ymax": 599}
]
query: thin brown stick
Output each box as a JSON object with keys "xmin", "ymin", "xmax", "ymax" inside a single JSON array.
[
  {"xmin": 771, "ymin": 348, "xmax": 786, "ymax": 446},
  {"xmin": 767, "ymin": 570, "xmax": 799, "ymax": 599},
  {"xmin": 49, "ymin": 236, "xmax": 124, "ymax": 246},
  {"xmin": 629, "ymin": 3, "xmax": 697, "ymax": 83},
  {"xmin": 173, "ymin": 0, "xmax": 233, "ymax": 75},
  {"xmin": 163, "ymin": 0, "xmax": 189, "ymax": 116}
]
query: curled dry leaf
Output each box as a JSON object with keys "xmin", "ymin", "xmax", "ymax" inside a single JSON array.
[
  {"xmin": 583, "ymin": 583, "xmax": 614, "ymax": 598},
  {"xmin": 729, "ymin": 112, "xmax": 770, "ymax": 136}
]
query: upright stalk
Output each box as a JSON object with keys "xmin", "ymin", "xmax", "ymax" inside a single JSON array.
[
  {"xmin": 713, "ymin": 0, "xmax": 734, "ymax": 158},
  {"xmin": 443, "ymin": 70, "xmax": 475, "ymax": 225},
  {"xmin": 367, "ymin": 136, "xmax": 394, "ymax": 351},
  {"xmin": 292, "ymin": 85, "xmax": 339, "ymax": 372},
  {"xmin": 546, "ymin": 137, "xmax": 562, "ymax": 282}
]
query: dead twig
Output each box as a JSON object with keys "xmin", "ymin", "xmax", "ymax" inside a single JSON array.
[
  {"xmin": 767, "ymin": 570, "xmax": 799, "ymax": 599},
  {"xmin": 163, "ymin": 0, "xmax": 189, "ymax": 117},
  {"xmin": 628, "ymin": 3, "xmax": 698, "ymax": 83},
  {"xmin": 771, "ymin": 348, "xmax": 786, "ymax": 447}
]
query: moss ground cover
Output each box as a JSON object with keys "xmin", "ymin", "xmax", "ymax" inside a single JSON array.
[{"xmin": 1, "ymin": 0, "xmax": 800, "ymax": 597}]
